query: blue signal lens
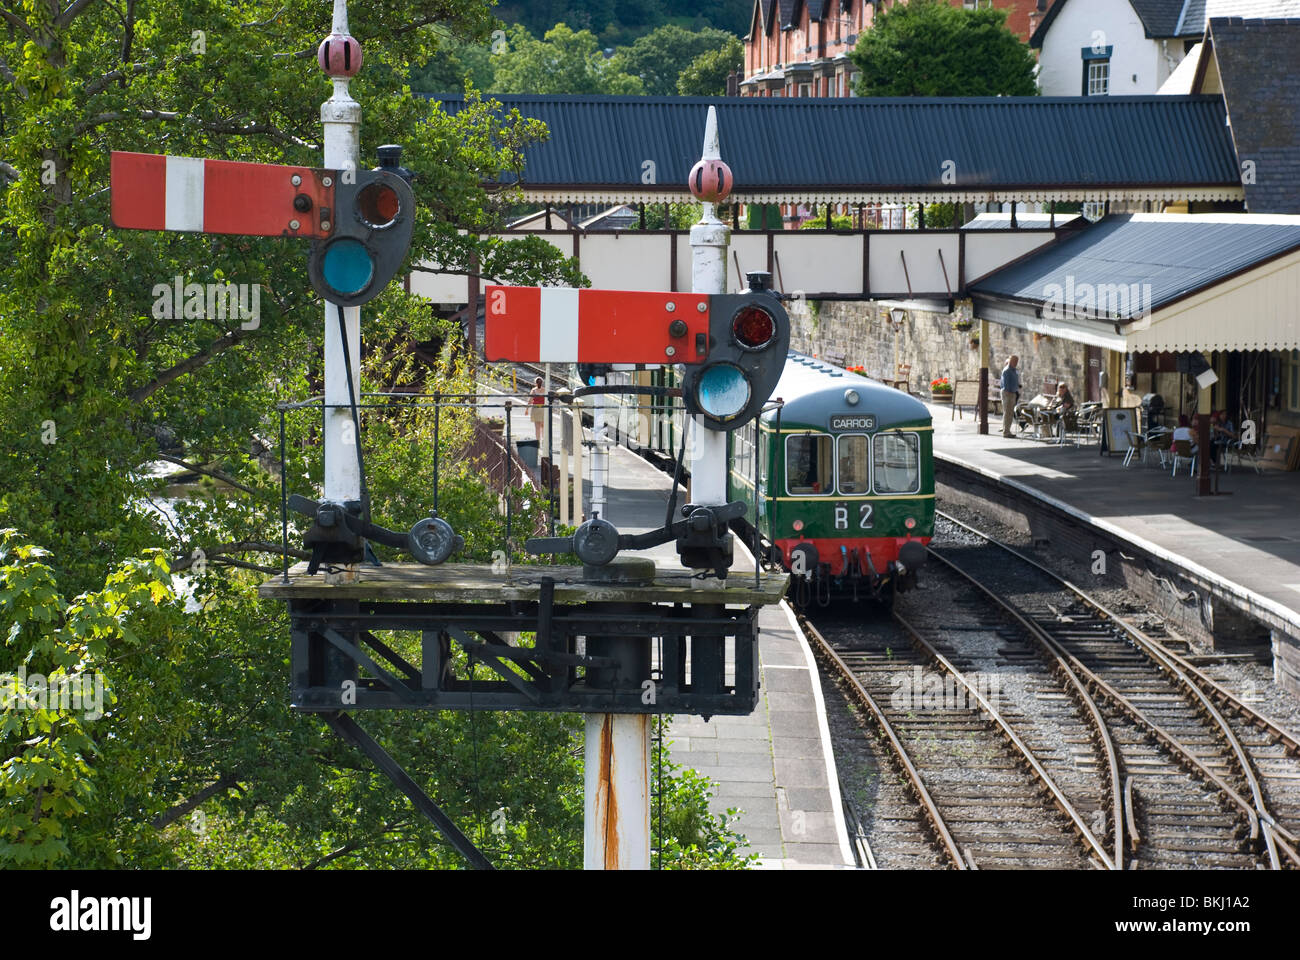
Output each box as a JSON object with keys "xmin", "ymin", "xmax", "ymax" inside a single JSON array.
[
  {"xmin": 696, "ymin": 363, "xmax": 751, "ymax": 421},
  {"xmin": 322, "ymin": 239, "xmax": 374, "ymax": 296}
]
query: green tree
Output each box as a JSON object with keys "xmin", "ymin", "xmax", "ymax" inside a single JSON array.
[
  {"xmin": 677, "ymin": 36, "xmax": 744, "ymax": 96},
  {"xmin": 408, "ymin": 27, "xmax": 494, "ymax": 93},
  {"xmin": 0, "ymin": 0, "xmax": 751, "ymax": 870},
  {"xmin": 609, "ymin": 24, "xmax": 738, "ymax": 96},
  {"xmin": 490, "ymin": 23, "xmax": 644, "ymax": 95},
  {"xmin": 850, "ymin": 0, "xmax": 1038, "ymax": 97}
]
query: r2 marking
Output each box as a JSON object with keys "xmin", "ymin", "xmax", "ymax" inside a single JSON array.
[{"xmin": 835, "ymin": 503, "xmax": 874, "ymax": 530}]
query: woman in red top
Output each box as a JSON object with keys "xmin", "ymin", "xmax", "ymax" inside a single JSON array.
[{"xmin": 528, "ymin": 376, "xmax": 546, "ymax": 442}]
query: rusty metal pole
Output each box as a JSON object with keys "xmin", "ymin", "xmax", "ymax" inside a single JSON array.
[
  {"xmin": 581, "ymin": 398, "xmax": 649, "ymax": 867},
  {"xmin": 1197, "ymin": 411, "xmax": 1212, "ymax": 496}
]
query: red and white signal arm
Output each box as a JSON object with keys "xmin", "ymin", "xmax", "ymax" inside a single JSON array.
[
  {"xmin": 110, "ymin": 152, "xmax": 335, "ymax": 237},
  {"xmin": 484, "ymin": 286, "xmax": 711, "ymax": 364}
]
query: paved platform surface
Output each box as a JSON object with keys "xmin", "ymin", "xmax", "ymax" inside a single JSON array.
[
  {"xmin": 491, "ymin": 389, "xmax": 854, "ymax": 868},
  {"xmin": 927, "ymin": 403, "xmax": 1300, "ymax": 632}
]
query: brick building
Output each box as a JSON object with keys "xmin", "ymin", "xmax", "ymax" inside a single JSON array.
[{"xmin": 740, "ymin": 1, "xmax": 1056, "ymax": 99}]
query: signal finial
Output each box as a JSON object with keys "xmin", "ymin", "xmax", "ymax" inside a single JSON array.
[
  {"xmin": 319, "ymin": 0, "xmax": 363, "ymax": 79},
  {"xmin": 689, "ymin": 106, "xmax": 733, "ymax": 205}
]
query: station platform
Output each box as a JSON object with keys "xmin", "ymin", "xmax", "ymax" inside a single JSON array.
[
  {"xmin": 926, "ymin": 401, "xmax": 1300, "ymax": 687},
  {"xmin": 494, "ymin": 390, "xmax": 855, "ymax": 868}
]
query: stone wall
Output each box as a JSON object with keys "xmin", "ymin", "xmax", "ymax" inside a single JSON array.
[{"xmin": 791, "ymin": 301, "xmax": 1090, "ymax": 400}]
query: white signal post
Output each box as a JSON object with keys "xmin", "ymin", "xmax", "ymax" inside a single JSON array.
[
  {"xmin": 321, "ymin": 0, "xmax": 363, "ymax": 543},
  {"xmin": 689, "ymin": 107, "xmax": 731, "ymax": 505}
]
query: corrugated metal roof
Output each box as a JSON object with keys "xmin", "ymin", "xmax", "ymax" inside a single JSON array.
[
  {"xmin": 429, "ymin": 94, "xmax": 1242, "ymax": 205},
  {"xmin": 961, "ymin": 212, "xmax": 1084, "ymax": 230},
  {"xmin": 971, "ymin": 213, "xmax": 1300, "ymax": 321}
]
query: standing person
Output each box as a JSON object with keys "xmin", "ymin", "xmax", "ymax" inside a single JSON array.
[
  {"xmin": 528, "ymin": 376, "xmax": 546, "ymax": 443},
  {"xmin": 1000, "ymin": 355, "xmax": 1021, "ymax": 438}
]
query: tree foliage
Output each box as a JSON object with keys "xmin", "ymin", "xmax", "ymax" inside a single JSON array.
[
  {"xmin": 677, "ymin": 37, "xmax": 744, "ymax": 96},
  {"xmin": 850, "ymin": 0, "xmax": 1038, "ymax": 97},
  {"xmin": 495, "ymin": 1, "xmax": 751, "ymax": 48},
  {"xmin": 0, "ymin": 0, "xmax": 751, "ymax": 869},
  {"xmin": 489, "ymin": 23, "xmax": 644, "ymax": 95},
  {"xmin": 609, "ymin": 24, "xmax": 737, "ymax": 96}
]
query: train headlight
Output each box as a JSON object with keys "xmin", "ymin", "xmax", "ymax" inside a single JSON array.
[
  {"xmin": 845, "ymin": 389, "xmax": 860, "ymax": 406},
  {"xmin": 695, "ymin": 363, "xmax": 751, "ymax": 421},
  {"xmin": 905, "ymin": 517, "xmax": 917, "ymax": 530},
  {"xmin": 793, "ymin": 519, "xmax": 804, "ymax": 532}
]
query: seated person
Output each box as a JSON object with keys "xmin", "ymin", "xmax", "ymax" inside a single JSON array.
[
  {"xmin": 1047, "ymin": 382, "xmax": 1076, "ymax": 415},
  {"xmin": 1209, "ymin": 410, "xmax": 1237, "ymax": 464},
  {"xmin": 1170, "ymin": 414, "xmax": 1198, "ymax": 455}
]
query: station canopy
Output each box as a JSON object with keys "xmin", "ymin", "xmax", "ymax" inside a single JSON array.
[
  {"xmin": 970, "ymin": 213, "xmax": 1300, "ymax": 353},
  {"xmin": 428, "ymin": 94, "xmax": 1243, "ymax": 208}
]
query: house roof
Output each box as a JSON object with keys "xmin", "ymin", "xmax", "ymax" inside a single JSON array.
[
  {"xmin": 971, "ymin": 213, "xmax": 1300, "ymax": 329},
  {"xmin": 1201, "ymin": 17, "xmax": 1300, "ymax": 213},
  {"xmin": 1033, "ymin": 0, "xmax": 1300, "ymax": 44},
  {"xmin": 962, "ymin": 212, "xmax": 1084, "ymax": 230},
  {"xmin": 428, "ymin": 94, "xmax": 1242, "ymax": 206}
]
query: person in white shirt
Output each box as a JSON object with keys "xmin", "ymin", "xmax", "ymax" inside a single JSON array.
[{"xmin": 1170, "ymin": 414, "xmax": 1197, "ymax": 454}]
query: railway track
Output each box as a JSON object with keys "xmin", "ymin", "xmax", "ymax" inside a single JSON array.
[
  {"xmin": 804, "ymin": 511, "xmax": 1300, "ymax": 869},
  {"xmin": 805, "ymin": 613, "xmax": 1106, "ymax": 869}
]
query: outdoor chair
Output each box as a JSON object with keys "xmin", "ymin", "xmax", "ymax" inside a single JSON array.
[
  {"xmin": 1170, "ymin": 439, "xmax": 1196, "ymax": 477},
  {"xmin": 1225, "ymin": 439, "xmax": 1263, "ymax": 475},
  {"xmin": 1076, "ymin": 402, "xmax": 1103, "ymax": 442},
  {"xmin": 1013, "ymin": 401, "xmax": 1039, "ymax": 435},
  {"xmin": 1122, "ymin": 430, "xmax": 1147, "ymax": 467}
]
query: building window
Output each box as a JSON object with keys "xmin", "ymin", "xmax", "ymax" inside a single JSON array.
[
  {"xmin": 1081, "ymin": 45, "xmax": 1113, "ymax": 96},
  {"xmin": 1083, "ymin": 201, "xmax": 1106, "ymax": 221},
  {"xmin": 798, "ymin": 82, "xmax": 811, "ymax": 97},
  {"xmin": 1086, "ymin": 60, "xmax": 1110, "ymax": 96}
]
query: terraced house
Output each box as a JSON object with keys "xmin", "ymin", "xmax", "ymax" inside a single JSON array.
[{"xmin": 740, "ymin": 0, "xmax": 1056, "ymax": 98}]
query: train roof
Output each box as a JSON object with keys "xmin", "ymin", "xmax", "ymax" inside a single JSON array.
[{"xmin": 761, "ymin": 352, "xmax": 932, "ymax": 429}]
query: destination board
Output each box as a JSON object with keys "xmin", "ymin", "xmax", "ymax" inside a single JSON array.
[{"xmin": 829, "ymin": 414, "xmax": 877, "ymax": 431}]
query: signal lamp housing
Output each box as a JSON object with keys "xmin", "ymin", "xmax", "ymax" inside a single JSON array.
[{"xmin": 681, "ymin": 290, "xmax": 790, "ymax": 431}]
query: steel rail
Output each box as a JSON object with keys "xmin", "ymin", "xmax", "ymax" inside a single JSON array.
[
  {"xmin": 936, "ymin": 509, "xmax": 1297, "ymax": 869},
  {"xmin": 800, "ymin": 616, "xmax": 967, "ymax": 870},
  {"xmin": 920, "ymin": 547, "xmax": 1125, "ymax": 870},
  {"xmin": 890, "ymin": 609, "xmax": 1115, "ymax": 869}
]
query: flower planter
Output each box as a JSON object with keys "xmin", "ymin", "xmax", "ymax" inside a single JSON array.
[{"xmin": 931, "ymin": 392, "xmax": 953, "ymax": 403}]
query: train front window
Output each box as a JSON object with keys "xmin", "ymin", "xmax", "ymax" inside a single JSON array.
[
  {"xmin": 837, "ymin": 435, "xmax": 870, "ymax": 494},
  {"xmin": 786, "ymin": 434, "xmax": 833, "ymax": 495},
  {"xmin": 873, "ymin": 432, "xmax": 921, "ymax": 494}
]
